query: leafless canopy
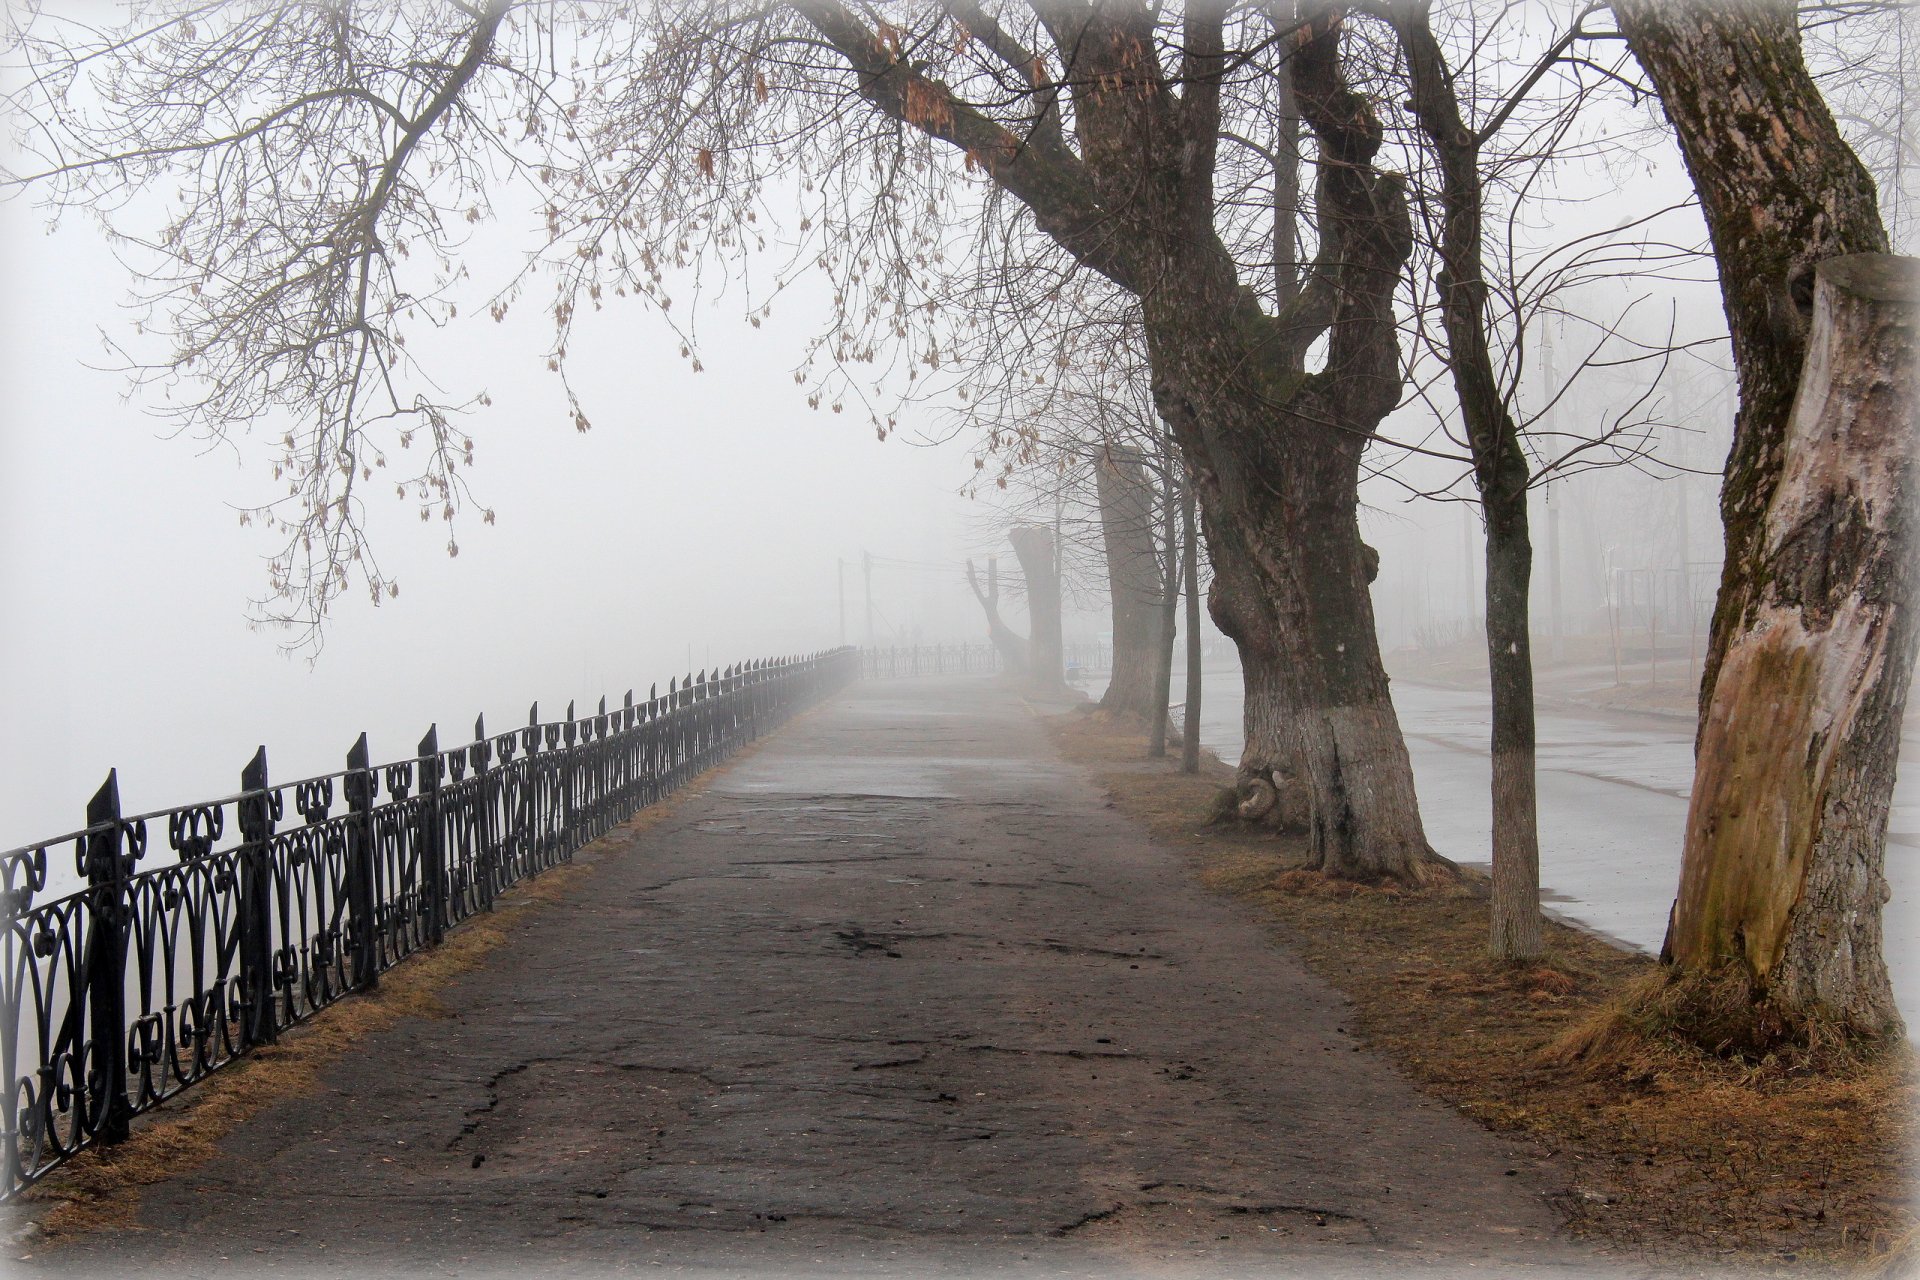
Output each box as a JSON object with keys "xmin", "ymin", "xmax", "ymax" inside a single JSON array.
[{"xmin": 4, "ymin": 1, "xmax": 1911, "ymax": 645}]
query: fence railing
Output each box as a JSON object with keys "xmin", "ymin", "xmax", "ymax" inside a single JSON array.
[
  {"xmin": 860, "ymin": 643, "xmax": 1001, "ymax": 678},
  {"xmin": 0, "ymin": 647, "xmax": 860, "ymax": 1199},
  {"xmin": 1065, "ymin": 643, "xmax": 1113, "ymax": 675},
  {"xmin": 858, "ymin": 642, "xmax": 1113, "ymax": 679}
]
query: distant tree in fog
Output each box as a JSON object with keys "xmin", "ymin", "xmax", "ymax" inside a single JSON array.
[
  {"xmin": 9, "ymin": 1, "xmax": 1914, "ymax": 947},
  {"xmin": 5, "ymin": 1, "xmax": 1452, "ymax": 884}
]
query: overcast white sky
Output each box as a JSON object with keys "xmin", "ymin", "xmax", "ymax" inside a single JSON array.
[
  {"xmin": 0, "ymin": 1, "xmax": 1898, "ymax": 864},
  {"xmin": 0, "ymin": 182, "xmax": 999, "ymax": 846}
]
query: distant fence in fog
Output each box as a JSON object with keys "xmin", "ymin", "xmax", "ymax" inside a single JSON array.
[
  {"xmin": 861, "ymin": 643, "xmax": 1001, "ymax": 677},
  {"xmin": 0, "ymin": 648, "xmax": 860, "ymax": 1199},
  {"xmin": 859, "ymin": 642, "xmax": 1114, "ymax": 678}
]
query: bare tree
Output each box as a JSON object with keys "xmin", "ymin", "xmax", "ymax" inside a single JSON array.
[
  {"xmin": 6, "ymin": 2, "xmax": 1456, "ymax": 883},
  {"xmin": 966, "ymin": 556, "xmax": 1030, "ymax": 677},
  {"xmin": 1609, "ymin": 0, "xmax": 1913, "ymax": 1050},
  {"xmin": 951, "ymin": 317, "xmax": 1208, "ymax": 750},
  {"xmin": 3, "ymin": 3, "xmax": 547, "ymax": 644},
  {"xmin": 1008, "ymin": 522, "xmax": 1064, "ymax": 687},
  {"xmin": 1385, "ymin": 0, "xmax": 1550, "ymax": 959},
  {"xmin": 1377, "ymin": 0, "xmax": 1691, "ymax": 959},
  {"xmin": 956, "ymin": 322, "xmax": 1177, "ymax": 719}
]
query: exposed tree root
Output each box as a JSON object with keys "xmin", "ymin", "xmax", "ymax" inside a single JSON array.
[
  {"xmin": 1271, "ymin": 850, "xmax": 1466, "ymax": 898},
  {"xmin": 1234, "ymin": 775, "xmax": 1279, "ymax": 821},
  {"xmin": 1210, "ymin": 766, "xmax": 1306, "ymax": 832}
]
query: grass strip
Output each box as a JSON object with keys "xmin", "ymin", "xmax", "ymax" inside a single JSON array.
[{"xmin": 1046, "ymin": 706, "xmax": 1915, "ymax": 1272}]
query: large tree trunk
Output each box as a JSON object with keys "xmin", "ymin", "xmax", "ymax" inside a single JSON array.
[
  {"xmin": 1009, "ymin": 524, "xmax": 1064, "ymax": 690},
  {"xmin": 1142, "ymin": 13, "xmax": 1445, "ymax": 884},
  {"xmin": 1667, "ymin": 256, "xmax": 1917, "ymax": 1041},
  {"xmin": 1614, "ymin": 1, "xmax": 1906, "ymax": 1045},
  {"xmin": 966, "ymin": 556, "xmax": 1029, "ymax": 679},
  {"xmin": 802, "ymin": 3, "xmax": 1445, "ymax": 885},
  {"xmin": 1096, "ymin": 445, "xmax": 1167, "ymax": 718},
  {"xmin": 1184, "ymin": 374, "xmax": 1440, "ymax": 882},
  {"xmin": 1393, "ymin": 4, "xmax": 1543, "ymax": 958}
]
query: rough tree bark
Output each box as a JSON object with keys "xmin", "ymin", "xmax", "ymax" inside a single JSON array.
[
  {"xmin": 1165, "ymin": 13, "xmax": 1442, "ymax": 880},
  {"xmin": 1614, "ymin": 0, "xmax": 1909, "ymax": 1043},
  {"xmin": 1670, "ymin": 256, "xmax": 1917, "ymax": 1042},
  {"xmin": 1009, "ymin": 524, "xmax": 1064, "ymax": 689},
  {"xmin": 1392, "ymin": 4, "xmax": 1542, "ymax": 958},
  {"xmin": 802, "ymin": 2, "xmax": 1447, "ymax": 882},
  {"xmin": 1096, "ymin": 445, "xmax": 1168, "ymax": 718},
  {"xmin": 967, "ymin": 556, "xmax": 1030, "ymax": 679}
]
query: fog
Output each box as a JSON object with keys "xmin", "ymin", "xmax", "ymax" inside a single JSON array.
[
  {"xmin": 0, "ymin": 191, "xmax": 992, "ymax": 847},
  {"xmin": 0, "ymin": 19, "xmax": 1898, "ymax": 895},
  {"xmin": 0, "ymin": 107, "xmax": 1739, "ymax": 847}
]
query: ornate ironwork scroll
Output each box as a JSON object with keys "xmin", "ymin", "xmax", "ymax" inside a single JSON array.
[{"xmin": 0, "ymin": 647, "xmax": 859, "ymax": 1197}]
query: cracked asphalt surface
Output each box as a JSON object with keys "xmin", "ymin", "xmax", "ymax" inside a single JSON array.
[{"xmin": 27, "ymin": 678, "xmax": 1676, "ymax": 1278}]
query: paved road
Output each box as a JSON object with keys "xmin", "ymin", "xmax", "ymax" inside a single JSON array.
[
  {"xmin": 1186, "ymin": 670, "xmax": 1918, "ymax": 1025},
  {"xmin": 25, "ymin": 678, "xmax": 1664, "ymax": 1278}
]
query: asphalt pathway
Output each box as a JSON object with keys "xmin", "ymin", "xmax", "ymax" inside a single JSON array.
[{"xmin": 28, "ymin": 678, "xmax": 1687, "ymax": 1278}]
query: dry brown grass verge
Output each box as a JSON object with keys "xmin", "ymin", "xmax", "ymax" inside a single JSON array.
[
  {"xmin": 1547, "ymin": 965, "xmax": 1898, "ymax": 1074},
  {"xmin": 15, "ymin": 740, "xmax": 772, "ymax": 1244},
  {"xmin": 1046, "ymin": 707, "xmax": 1916, "ymax": 1271}
]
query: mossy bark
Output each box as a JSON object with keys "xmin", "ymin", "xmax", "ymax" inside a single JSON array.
[
  {"xmin": 1615, "ymin": 2, "xmax": 1910, "ymax": 1042},
  {"xmin": 803, "ymin": 4, "xmax": 1446, "ymax": 884},
  {"xmin": 1667, "ymin": 257, "xmax": 1918, "ymax": 1040}
]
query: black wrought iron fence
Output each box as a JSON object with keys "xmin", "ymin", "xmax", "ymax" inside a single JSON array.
[
  {"xmin": 0, "ymin": 647, "xmax": 859, "ymax": 1199},
  {"xmin": 859, "ymin": 643, "xmax": 1002, "ymax": 677},
  {"xmin": 1065, "ymin": 643, "xmax": 1113, "ymax": 674}
]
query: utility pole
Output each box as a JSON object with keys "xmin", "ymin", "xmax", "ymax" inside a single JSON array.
[
  {"xmin": 1462, "ymin": 504, "xmax": 1477, "ymax": 635},
  {"xmin": 863, "ymin": 550, "xmax": 874, "ymax": 646},
  {"xmin": 1548, "ymin": 494, "xmax": 1564, "ymax": 661},
  {"xmin": 1052, "ymin": 494, "xmax": 1063, "ymax": 595},
  {"xmin": 1180, "ymin": 480, "xmax": 1202, "ymax": 774},
  {"xmin": 838, "ymin": 558, "xmax": 847, "ymax": 646}
]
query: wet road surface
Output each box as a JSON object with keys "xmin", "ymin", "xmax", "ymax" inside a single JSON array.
[{"xmin": 21, "ymin": 678, "xmax": 1680, "ymax": 1278}]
